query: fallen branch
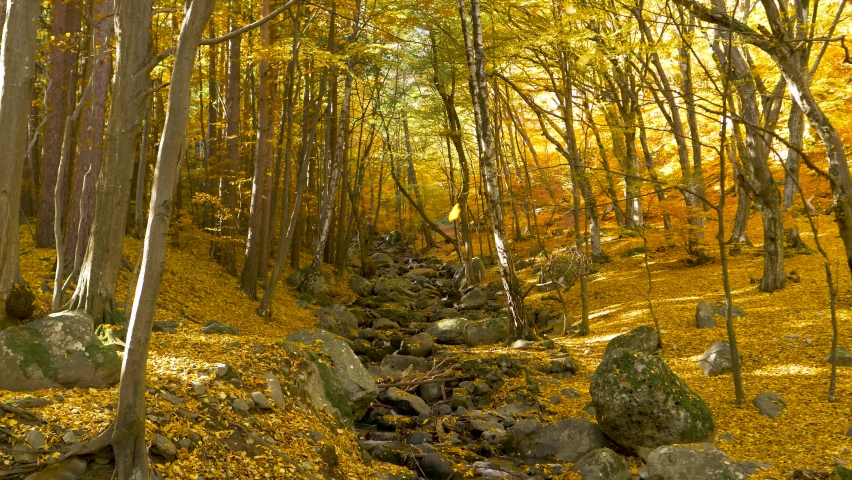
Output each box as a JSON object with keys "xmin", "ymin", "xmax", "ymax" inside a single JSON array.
[
  {"xmin": 376, "ymin": 377, "xmax": 459, "ymax": 389},
  {"xmin": 0, "ymin": 403, "xmax": 46, "ymax": 424}
]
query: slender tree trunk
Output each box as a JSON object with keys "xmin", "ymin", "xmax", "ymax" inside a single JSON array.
[
  {"xmin": 239, "ymin": 0, "xmax": 272, "ymax": 299},
  {"xmin": 135, "ymin": 102, "xmax": 150, "ymax": 239},
  {"xmin": 36, "ymin": 0, "xmax": 81, "ymax": 248},
  {"xmin": 461, "ymin": 0, "xmax": 531, "ymax": 340},
  {"xmin": 403, "ymin": 116, "xmax": 434, "ymax": 249},
  {"xmin": 65, "ymin": 0, "xmax": 114, "ymax": 267},
  {"xmin": 113, "ymin": 3, "xmax": 213, "ymax": 477},
  {"xmin": 219, "ymin": 21, "xmax": 241, "ymax": 275},
  {"xmin": 0, "ymin": 0, "xmax": 41, "ymax": 327},
  {"xmin": 69, "ymin": 0, "xmax": 152, "ymax": 325}
]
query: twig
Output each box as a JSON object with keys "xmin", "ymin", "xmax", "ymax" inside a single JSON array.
[{"xmin": 377, "ymin": 377, "xmax": 459, "ymax": 389}]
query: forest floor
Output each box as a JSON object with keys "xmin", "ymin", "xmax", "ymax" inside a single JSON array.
[{"xmin": 5, "ymin": 196, "xmax": 852, "ymax": 479}]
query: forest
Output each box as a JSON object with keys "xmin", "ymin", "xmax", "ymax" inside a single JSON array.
[{"xmin": 1, "ymin": 0, "xmax": 852, "ymax": 478}]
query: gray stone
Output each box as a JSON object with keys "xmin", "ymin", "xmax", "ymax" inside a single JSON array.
[
  {"xmin": 372, "ymin": 253, "xmax": 395, "ymax": 267},
  {"xmin": 152, "ymin": 321, "xmax": 178, "ymax": 334},
  {"xmin": 399, "ymin": 332, "xmax": 433, "ymax": 358},
  {"xmin": 25, "ymin": 429, "xmax": 45, "ymax": 449},
  {"xmin": 314, "ymin": 306, "xmax": 359, "ymax": 339},
  {"xmin": 826, "ymin": 346, "xmax": 852, "ymax": 367},
  {"xmin": 190, "ymin": 380, "xmax": 206, "ymax": 396},
  {"xmin": 159, "ymin": 391, "xmax": 184, "ymax": 405},
  {"xmin": 459, "ymin": 288, "xmax": 488, "ymax": 310},
  {"xmin": 379, "ymin": 387, "xmax": 431, "ymax": 416},
  {"xmin": 646, "ymin": 443, "xmax": 747, "ymax": 480},
  {"xmin": 152, "ymin": 434, "xmax": 177, "ymax": 459},
  {"xmin": 349, "ymin": 275, "xmax": 373, "ymax": 297},
  {"xmin": 753, "ymin": 392, "xmax": 786, "ymax": 419},
  {"xmin": 231, "ymin": 399, "xmax": 250, "ymax": 416},
  {"xmin": 62, "ymin": 430, "xmax": 78, "ymax": 444},
  {"xmin": 696, "ymin": 301, "xmax": 717, "ymax": 329},
  {"xmin": 0, "ymin": 310, "xmax": 121, "ymax": 390},
  {"xmin": 23, "ymin": 455, "xmax": 87, "ymax": 480},
  {"xmin": 602, "ymin": 325, "xmax": 659, "ymax": 360},
  {"xmin": 200, "ymin": 321, "xmax": 240, "ymax": 335},
  {"xmin": 419, "ymin": 383, "xmax": 443, "ymax": 404},
  {"xmin": 263, "ymin": 373, "xmax": 287, "ymax": 409},
  {"xmin": 372, "ymin": 318, "xmax": 400, "ymax": 330},
  {"xmin": 426, "ymin": 318, "xmax": 470, "ymax": 345},
  {"xmin": 416, "ymin": 452, "xmax": 457, "ymax": 479},
  {"xmin": 12, "ymin": 443, "xmax": 37, "ymax": 463},
  {"xmin": 503, "ymin": 418, "xmax": 609, "ymax": 463},
  {"xmin": 386, "ymin": 230, "xmax": 404, "ymax": 246},
  {"xmin": 380, "ymin": 355, "xmax": 430, "ymax": 376},
  {"xmin": 450, "ymin": 388, "xmax": 473, "ymax": 410},
  {"xmin": 465, "ymin": 317, "xmax": 510, "ymax": 347},
  {"xmin": 251, "ymin": 392, "xmax": 272, "ymax": 410},
  {"xmin": 570, "ymin": 448, "xmax": 631, "ymax": 480},
  {"xmin": 697, "ymin": 341, "xmax": 743, "ymax": 377},
  {"xmin": 287, "ymin": 329, "xmax": 378, "ymax": 421},
  {"xmin": 550, "ymin": 356, "xmax": 578, "ymax": 374},
  {"xmin": 590, "ymin": 349, "xmax": 715, "ymax": 450}
]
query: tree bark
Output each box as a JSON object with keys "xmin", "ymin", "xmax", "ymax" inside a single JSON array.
[
  {"xmin": 64, "ymin": 0, "xmax": 114, "ymax": 269},
  {"xmin": 461, "ymin": 0, "xmax": 532, "ymax": 341},
  {"xmin": 36, "ymin": 0, "xmax": 81, "ymax": 248},
  {"xmin": 0, "ymin": 0, "xmax": 41, "ymax": 327},
  {"xmin": 113, "ymin": 3, "xmax": 214, "ymax": 478},
  {"xmin": 219, "ymin": 21, "xmax": 241, "ymax": 276},
  {"xmin": 69, "ymin": 0, "xmax": 152, "ymax": 326}
]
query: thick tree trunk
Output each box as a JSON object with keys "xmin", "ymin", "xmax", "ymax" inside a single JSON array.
[
  {"xmin": 461, "ymin": 0, "xmax": 531, "ymax": 341},
  {"xmin": 0, "ymin": 0, "xmax": 41, "ymax": 327},
  {"xmin": 36, "ymin": 0, "xmax": 80, "ymax": 248},
  {"xmin": 239, "ymin": 0, "xmax": 272, "ymax": 299},
  {"xmin": 69, "ymin": 0, "xmax": 152, "ymax": 325},
  {"xmin": 64, "ymin": 0, "xmax": 114, "ymax": 269},
  {"xmin": 113, "ymin": 3, "xmax": 213, "ymax": 478}
]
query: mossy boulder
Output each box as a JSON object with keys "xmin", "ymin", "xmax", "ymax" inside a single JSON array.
[
  {"xmin": 283, "ymin": 340, "xmax": 355, "ymax": 427},
  {"xmin": 0, "ymin": 310, "xmax": 120, "ymax": 390},
  {"xmin": 590, "ymin": 349, "xmax": 715, "ymax": 450},
  {"xmin": 602, "ymin": 325, "xmax": 660, "ymax": 360},
  {"xmin": 570, "ymin": 448, "xmax": 631, "ymax": 480},
  {"xmin": 646, "ymin": 443, "xmax": 746, "ymax": 480}
]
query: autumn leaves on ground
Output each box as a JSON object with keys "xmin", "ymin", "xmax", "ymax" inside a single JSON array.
[{"xmin": 5, "ymin": 195, "xmax": 852, "ymax": 479}]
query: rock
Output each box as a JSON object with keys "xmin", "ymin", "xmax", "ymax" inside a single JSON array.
[
  {"xmin": 152, "ymin": 434, "xmax": 177, "ymax": 459},
  {"xmin": 399, "ymin": 332, "xmax": 433, "ymax": 358},
  {"xmin": 415, "ymin": 452, "xmax": 457, "ymax": 479},
  {"xmin": 200, "ymin": 321, "xmax": 240, "ymax": 335},
  {"xmin": 373, "ymin": 318, "xmax": 400, "ymax": 330},
  {"xmin": 826, "ymin": 346, "xmax": 852, "ymax": 367},
  {"xmin": 570, "ymin": 448, "xmax": 631, "ymax": 480},
  {"xmin": 283, "ymin": 341, "xmax": 355, "ymax": 425},
  {"xmin": 550, "ymin": 356, "xmax": 578, "ymax": 374},
  {"xmin": 380, "ymin": 355, "xmax": 430, "ymax": 376},
  {"xmin": 386, "ymin": 230, "xmax": 404, "ymax": 246},
  {"xmin": 697, "ymin": 341, "xmax": 742, "ymax": 377},
  {"xmin": 286, "ymin": 269, "xmax": 305, "ymax": 287},
  {"xmin": 314, "ymin": 306, "xmax": 359, "ymax": 339},
  {"xmin": 231, "ymin": 398, "xmax": 250, "ymax": 416},
  {"xmin": 250, "ymin": 392, "xmax": 272, "ymax": 410},
  {"xmin": 503, "ymin": 418, "xmax": 609, "ymax": 462},
  {"xmin": 646, "ymin": 443, "xmax": 747, "ymax": 480},
  {"xmin": 62, "ymin": 430, "xmax": 78, "ymax": 444},
  {"xmin": 590, "ymin": 349, "xmax": 715, "ymax": 450},
  {"xmin": 419, "ymin": 383, "xmax": 443, "ymax": 404},
  {"xmin": 514, "ymin": 259, "xmax": 531, "ymax": 271},
  {"xmin": 159, "ymin": 391, "xmax": 184, "ymax": 405},
  {"xmin": 465, "ymin": 317, "xmax": 510, "ymax": 347},
  {"xmin": 379, "ymin": 387, "xmax": 431, "ymax": 416},
  {"xmin": 372, "ymin": 253, "xmax": 395, "ymax": 268},
  {"xmin": 739, "ymin": 461, "xmax": 773, "ymax": 475},
  {"xmin": 23, "ymin": 456, "xmax": 87, "ymax": 480},
  {"xmin": 562, "ymin": 387, "xmax": 581, "ymax": 399},
  {"xmin": 426, "ymin": 318, "xmax": 470, "ymax": 345},
  {"xmin": 459, "ymin": 288, "xmax": 487, "ymax": 310},
  {"xmin": 0, "ymin": 310, "xmax": 121, "ymax": 390},
  {"xmin": 287, "ymin": 329, "xmax": 378, "ymax": 422},
  {"xmin": 212, "ymin": 363, "xmax": 241, "ymax": 384},
  {"xmin": 753, "ymin": 392, "xmax": 786, "ymax": 419},
  {"xmin": 12, "ymin": 443, "xmax": 37, "ymax": 463},
  {"xmin": 602, "ymin": 325, "xmax": 659, "ymax": 359},
  {"xmin": 263, "ymin": 373, "xmax": 287, "ymax": 409},
  {"xmin": 696, "ymin": 301, "xmax": 717, "ymax": 329},
  {"xmin": 349, "ymin": 276, "xmax": 373, "ymax": 297},
  {"xmin": 450, "ymin": 388, "xmax": 473, "ymax": 410},
  {"xmin": 190, "ymin": 380, "xmax": 206, "ymax": 396},
  {"xmin": 152, "ymin": 321, "xmax": 178, "ymax": 334},
  {"xmin": 25, "ymin": 429, "xmax": 45, "ymax": 449}
]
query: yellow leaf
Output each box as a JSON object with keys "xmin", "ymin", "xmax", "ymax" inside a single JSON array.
[{"xmin": 448, "ymin": 203, "xmax": 461, "ymax": 222}]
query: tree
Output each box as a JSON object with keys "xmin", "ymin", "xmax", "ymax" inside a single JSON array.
[
  {"xmin": 460, "ymin": 0, "xmax": 532, "ymax": 341},
  {"xmin": 113, "ymin": 1, "xmax": 214, "ymax": 477},
  {"xmin": 0, "ymin": 0, "xmax": 41, "ymax": 327},
  {"xmin": 68, "ymin": 0, "xmax": 154, "ymax": 325}
]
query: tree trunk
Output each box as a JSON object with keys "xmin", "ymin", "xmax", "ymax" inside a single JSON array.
[
  {"xmin": 239, "ymin": 0, "xmax": 272, "ymax": 299},
  {"xmin": 36, "ymin": 0, "xmax": 80, "ymax": 248},
  {"xmin": 403, "ymin": 116, "xmax": 434, "ymax": 249},
  {"xmin": 461, "ymin": 0, "xmax": 531, "ymax": 341},
  {"xmin": 64, "ymin": 0, "xmax": 114, "ymax": 268},
  {"xmin": 113, "ymin": 3, "xmax": 213, "ymax": 478},
  {"xmin": 69, "ymin": 0, "xmax": 152, "ymax": 326},
  {"xmin": 219, "ymin": 21, "xmax": 241, "ymax": 275},
  {"xmin": 0, "ymin": 0, "xmax": 41, "ymax": 327}
]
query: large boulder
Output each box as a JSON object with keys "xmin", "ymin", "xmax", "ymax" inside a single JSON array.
[
  {"xmin": 459, "ymin": 288, "xmax": 487, "ymax": 310},
  {"xmin": 465, "ymin": 317, "xmax": 510, "ymax": 347},
  {"xmin": 283, "ymin": 340, "xmax": 353, "ymax": 426},
  {"xmin": 570, "ymin": 448, "xmax": 631, "ymax": 480},
  {"xmin": 602, "ymin": 325, "xmax": 659, "ymax": 360},
  {"xmin": 286, "ymin": 329, "xmax": 378, "ymax": 422},
  {"xmin": 314, "ymin": 306, "xmax": 359, "ymax": 339},
  {"xmin": 646, "ymin": 443, "xmax": 747, "ymax": 480},
  {"xmin": 590, "ymin": 349, "xmax": 715, "ymax": 450},
  {"xmin": 426, "ymin": 318, "xmax": 470, "ymax": 345},
  {"xmin": 503, "ymin": 418, "xmax": 610, "ymax": 463},
  {"xmin": 372, "ymin": 253, "xmax": 395, "ymax": 268},
  {"xmin": 399, "ymin": 332, "xmax": 433, "ymax": 358},
  {"xmin": 0, "ymin": 311, "xmax": 120, "ymax": 390},
  {"xmin": 695, "ymin": 301, "xmax": 717, "ymax": 329},
  {"xmin": 697, "ymin": 341, "xmax": 742, "ymax": 377}
]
